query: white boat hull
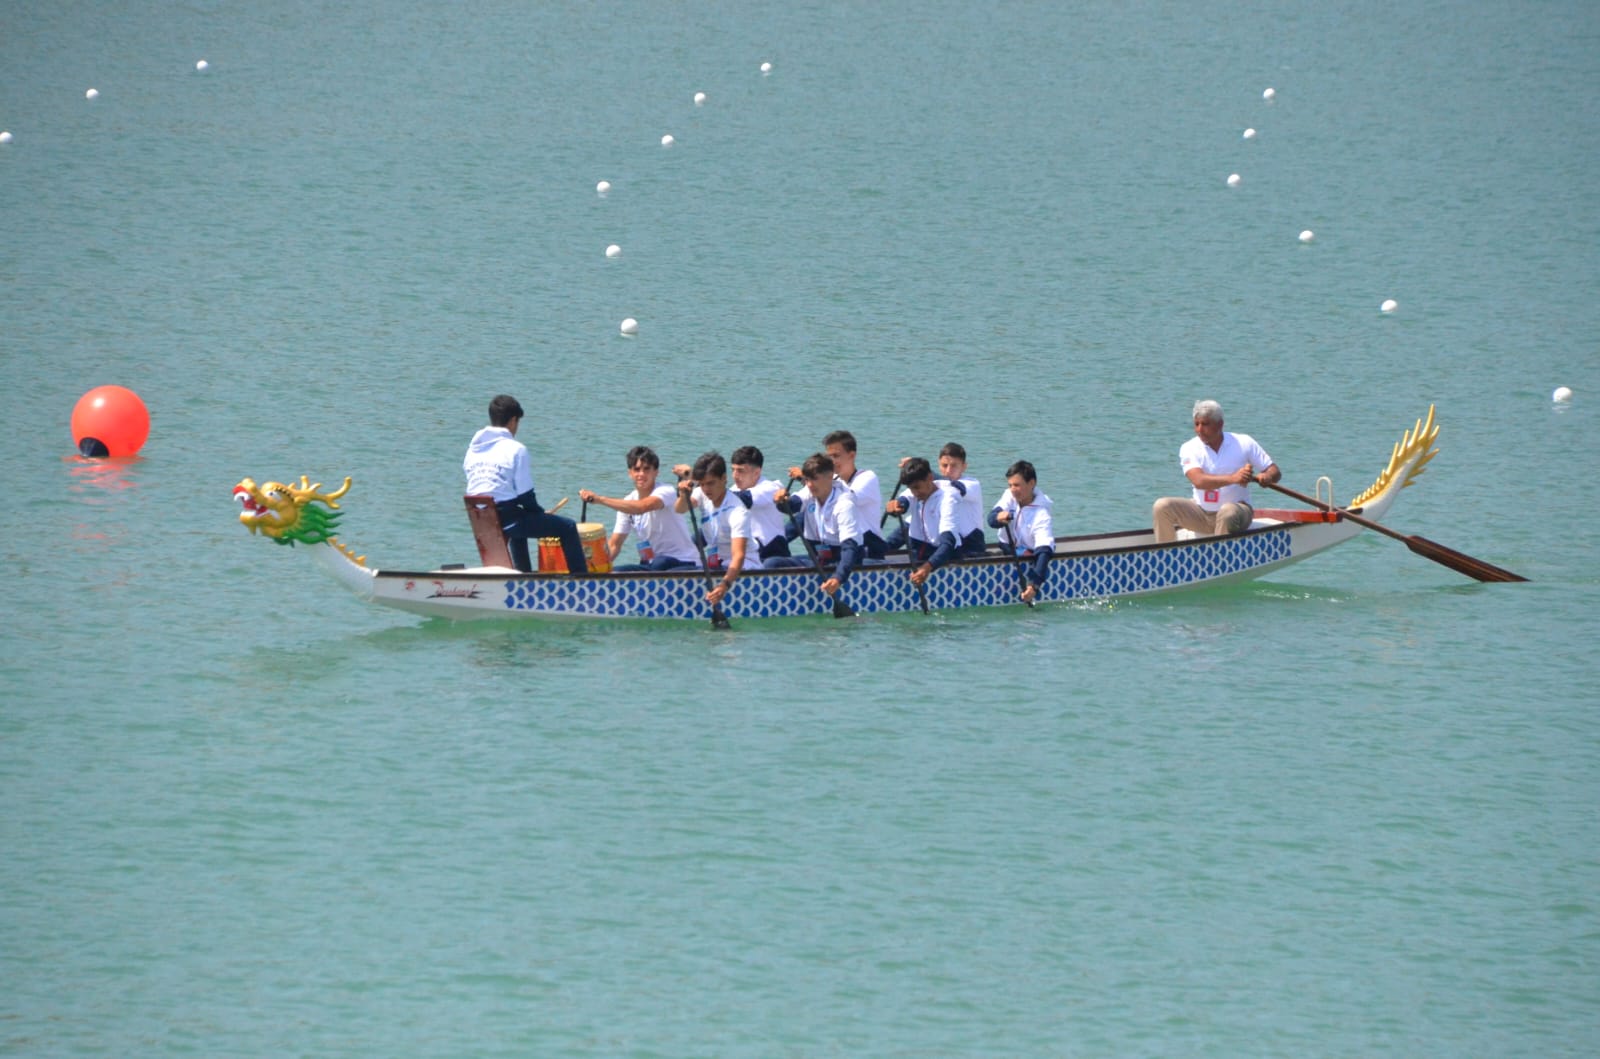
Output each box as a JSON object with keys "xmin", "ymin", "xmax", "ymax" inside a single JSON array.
[{"xmin": 313, "ymin": 513, "xmax": 1362, "ymax": 621}]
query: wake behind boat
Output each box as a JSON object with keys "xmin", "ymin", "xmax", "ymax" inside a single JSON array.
[{"xmin": 232, "ymin": 408, "xmax": 1497, "ymax": 621}]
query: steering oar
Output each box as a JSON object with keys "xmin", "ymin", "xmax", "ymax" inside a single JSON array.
[{"xmin": 1258, "ymin": 479, "xmax": 1526, "ymax": 583}]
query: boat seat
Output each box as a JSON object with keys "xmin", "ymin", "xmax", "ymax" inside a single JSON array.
[{"xmin": 463, "ymin": 494, "xmax": 516, "ymax": 569}]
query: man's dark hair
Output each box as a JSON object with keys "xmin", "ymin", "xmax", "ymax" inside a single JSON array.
[
  {"xmin": 822, "ymin": 430, "xmax": 857, "ymax": 453},
  {"xmin": 939, "ymin": 441, "xmax": 966, "ymax": 462},
  {"xmin": 488, "ymin": 394, "xmax": 524, "ymax": 427},
  {"xmin": 901, "ymin": 456, "xmax": 933, "ymax": 484},
  {"xmin": 730, "ymin": 445, "xmax": 764, "ymax": 468},
  {"xmin": 625, "ymin": 445, "xmax": 659, "ymax": 470},
  {"xmin": 1006, "ymin": 459, "xmax": 1037, "ymax": 483},
  {"xmin": 692, "ymin": 451, "xmax": 727, "ymax": 481},
  {"xmin": 800, "ymin": 452, "xmax": 835, "ymax": 480}
]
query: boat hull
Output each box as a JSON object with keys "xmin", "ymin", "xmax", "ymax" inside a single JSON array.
[{"xmin": 316, "ymin": 515, "xmax": 1362, "ymax": 621}]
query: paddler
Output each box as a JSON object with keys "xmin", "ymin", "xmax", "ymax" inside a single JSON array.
[
  {"xmin": 786, "ymin": 430, "xmax": 889, "ymax": 560},
  {"xmin": 988, "ymin": 459, "xmax": 1055, "ymax": 604},
  {"xmin": 887, "ymin": 441, "xmax": 987, "ymax": 557},
  {"xmin": 767, "ymin": 452, "xmax": 864, "ymax": 598},
  {"xmin": 580, "ymin": 446, "xmax": 701, "ymax": 571},
  {"xmin": 674, "ymin": 451, "xmax": 763, "ymax": 607},
  {"xmin": 729, "ymin": 445, "xmax": 793, "ymax": 563},
  {"xmin": 901, "ymin": 457, "xmax": 964, "ymax": 589}
]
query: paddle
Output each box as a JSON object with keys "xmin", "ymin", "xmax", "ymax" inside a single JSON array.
[
  {"xmin": 879, "ymin": 471, "xmax": 907, "ymax": 530},
  {"xmin": 682, "ymin": 484, "xmax": 733, "ymax": 629},
  {"xmin": 880, "ymin": 473, "xmax": 928, "ymax": 615},
  {"xmin": 786, "ymin": 477, "xmax": 855, "ymax": 619},
  {"xmin": 1002, "ymin": 514, "xmax": 1036, "ymax": 608},
  {"xmin": 1258, "ymin": 479, "xmax": 1526, "ymax": 583}
]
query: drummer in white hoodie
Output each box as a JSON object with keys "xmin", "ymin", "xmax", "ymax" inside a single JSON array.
[{"xmin": 463, "ymin": 394, "xmax": 588, "ymax": 573}]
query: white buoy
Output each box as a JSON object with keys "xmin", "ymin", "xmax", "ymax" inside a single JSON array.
[
  {"xmin": 86, "ymin": 88, "xmax": 99, "ymax": 100},
  {"xmin": 760, "ymin": 61, "xmax": 772, "ymax": 74},
  {"xmin": 620, "ymin": 318, "xmax": 639, "ymax": 336},
  {"xmin": 1263, "ymin": 87, "xmax": 1276, "ymax": 101},
  {"xmin": 1299, "ymin": 230, "xmax": 1315, "ymax": 243},
  {"xmin": 596, "ymin": 180, "xmax": 611, "ymax": 194},
  {"xmin": 1243, "ymin": 128, "xmax": 1257, "ymax": 140},
  {"xmin": 693, "ymin": 91, "xmax": 707, "ymax": 105},
  {"xmin": 605, "ymin": 244, "xmax": 621, "ymax": 259},
  {"xmin": 661, "ymin": 134, "xmax": 675, "ymax": 147},
  {"xmin": 0, "ymin": 131, "xmax": 11, "ymax": 144},
  {"xmin": 1381, "ymin": 299, "xmax": 1398, "ymax": 313},
  {"xmin": 1553, "ymin": 386, "xmax": 1573, "ymax": 403},
  {"xmin": 195, "ymin": 59, "xmax": 209, "ymax": 71},
  {"xmin": 1226, "ymin": 173, "xmax": 1242, "ymax": 187}
]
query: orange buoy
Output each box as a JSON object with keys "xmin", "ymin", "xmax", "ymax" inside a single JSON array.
[{"xmin": 71, "ymin": 385, "xmax": 150, "ymax": 457}]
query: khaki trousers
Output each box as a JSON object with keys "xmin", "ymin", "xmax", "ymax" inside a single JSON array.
[{"xmin": 1152, "ymin": 497, "xmax": 1254, "ymax": 544}]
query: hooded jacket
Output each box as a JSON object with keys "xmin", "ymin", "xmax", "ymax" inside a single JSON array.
[{"xmin": 463, "ymin": 426, "xmax": 534, "ymax": 502}]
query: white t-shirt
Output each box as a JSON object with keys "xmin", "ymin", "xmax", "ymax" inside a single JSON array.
[
  {"xmin": 912, "ymin": 482, "xmax": 961, "ymax": 545},
  {"xmin": 888, "ymin": 486, "xmax": 924, "ymax": 543},
  {"xmin": 840, "ymin": 468, "xmax": 884, "ymax": 538},
  {"xmin": 991, "ymin": 491, "xmax": 1055, "ymax": 552},
  {"xmin": 947, "ymin": 475, "xmax": 984, "ymax": 538},
  {"xmin": 801, "ymin": 482, "xmax": 863, "ymax": 546},
  {"xmin": 736, "ymin": 478, "xmax": 788, "ymax": 550},
  {"xmin": 613, "ymin": 483, "xmax": 701, "ymax": 565},
  {"xmin": 1180, "ymin": 432, "xmax": 1273, "ymax": 510},
  {"xmin": 691, "ymin": 488, "xmax": 763, "ymax": 571}
]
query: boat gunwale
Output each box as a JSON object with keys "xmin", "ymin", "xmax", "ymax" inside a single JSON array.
[{"xmin": 364, "ymin": 513, "xmax": 1352, "ymax": 581}]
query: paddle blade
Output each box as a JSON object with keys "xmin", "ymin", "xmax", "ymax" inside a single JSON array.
[
  {"xmin": 711, "ymin": 606, "xmax": 732, "ymax": 630},
  {"xmin": 832, "ymin": 597, "xmax": 855, "ymax": 619},
  {"xmin": 1406, "ymin": 536, "xmax": 1527, "ymax": 583}
]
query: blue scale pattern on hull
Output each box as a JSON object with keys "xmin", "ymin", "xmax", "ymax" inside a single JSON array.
[{"xmin": 497, "ymin": 529, "xmax": 1293, "ymax": 619}]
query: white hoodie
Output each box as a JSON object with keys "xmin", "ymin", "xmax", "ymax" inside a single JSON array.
[{"xmin": 463, "ymin": 426, "xmax": 534, "ymax": 502}]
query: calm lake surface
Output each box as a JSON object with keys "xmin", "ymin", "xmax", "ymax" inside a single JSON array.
[{"xmin": 3, "ymin": 1, "xmax": 1598, "ymax": 1055}]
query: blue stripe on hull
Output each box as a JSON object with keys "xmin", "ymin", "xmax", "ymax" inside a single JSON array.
[{"xmin": 496, "ymin": 529, "xmax": 1294, "ymax": 619}]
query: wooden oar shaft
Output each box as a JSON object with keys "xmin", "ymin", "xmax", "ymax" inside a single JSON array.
[
  {"xmin": 1261, "ymin": 481, "xmax": 1402, "ymax": 540},
  {"xmin": 1260, "ymin": 480, "xmax": 1527, "ymax": 583}
]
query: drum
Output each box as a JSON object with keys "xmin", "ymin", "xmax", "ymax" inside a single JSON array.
[{"xmin": 537, "ymin": 522, "xmax": 611, "ymax": 573}]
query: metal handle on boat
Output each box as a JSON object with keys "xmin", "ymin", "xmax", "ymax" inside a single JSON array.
[{"xmin": 1315, "ymin": 476, "xmax": 1333, "ymax": 511}]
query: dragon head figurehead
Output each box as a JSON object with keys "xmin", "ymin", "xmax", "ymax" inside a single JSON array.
[{"xmin": 234, "ymin": 475, "xmax": 352, "ymax": 546}]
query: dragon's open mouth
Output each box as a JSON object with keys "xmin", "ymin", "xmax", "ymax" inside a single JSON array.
[{"xmin": 234, "ymin": 486, "xmax": 266, "ymax": 517}]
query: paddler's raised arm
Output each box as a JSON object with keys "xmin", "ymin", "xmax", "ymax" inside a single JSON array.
[{"xmin": 578, "ymin": 488, "xmax": 664, "ymax": 516}]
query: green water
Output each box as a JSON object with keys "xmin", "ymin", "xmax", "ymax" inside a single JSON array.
[{"xmin": 3, "ymin": 1, "xmax": 1597, "ymax": 1054}]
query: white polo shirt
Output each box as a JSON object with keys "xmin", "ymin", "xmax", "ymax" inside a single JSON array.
[{"xmin": 1180, "ymin": 432, "xmax": 1273, "ymax": 510}]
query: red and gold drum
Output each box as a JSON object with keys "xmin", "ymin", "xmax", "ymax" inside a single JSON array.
[{"xmin": 537, "ymin": 522, "xmax": 611, "ymax": 573}]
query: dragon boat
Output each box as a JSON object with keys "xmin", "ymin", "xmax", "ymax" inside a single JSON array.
[{"xmin": 233, "ymin": 408, "xmax": 1447, "ymax": 621}]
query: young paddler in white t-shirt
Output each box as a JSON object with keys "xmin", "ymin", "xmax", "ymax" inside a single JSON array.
[
  {"xmin": 786, "ymin": 430, "xmax": 888, "ymax": 560},
  {"xmin": 900, "ymin": 457, "xmax": 965, "ymax": 589},
  {"xmin": 768, "ymin": 452, "xmax": 865, "ymax": 598},
  {"xmin": 886, "ymin": 441, "xmax": 986, "ymax": 557},
  {"xmin": 671, "ymin": 451, "xmax": 764, "ymax": 607},
  {"xmin": 729, "ymin": 445, "xmax": 793, "ymax": 563},
  {"xmin": 579, "ymin": 445, "xmax": 701, "ymax": 571},
  {"xmin": 987, "ymin": 459, "xmax": 1056, "ymax": 604}
]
